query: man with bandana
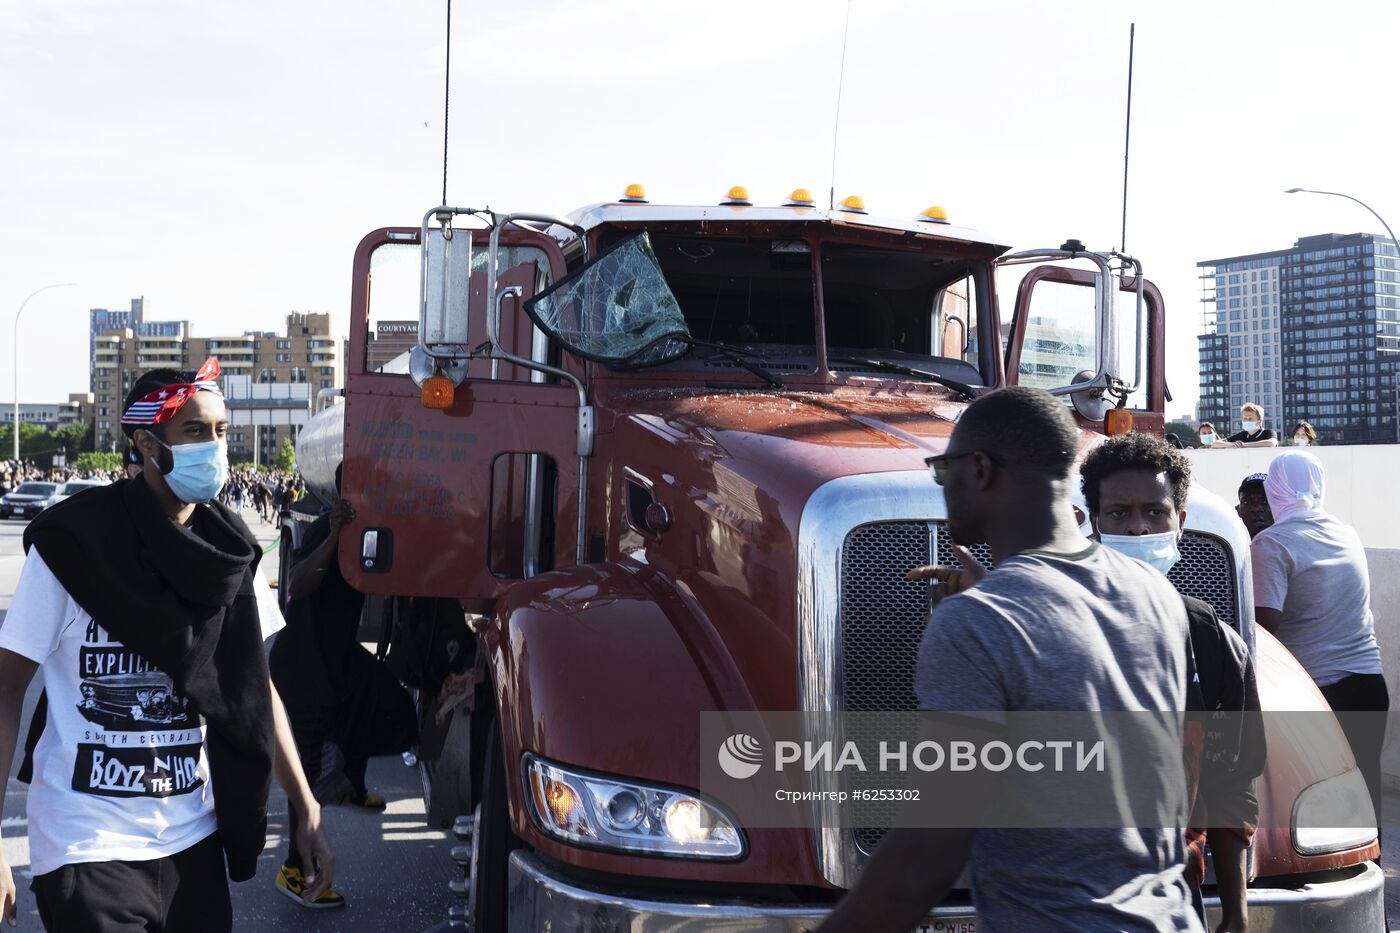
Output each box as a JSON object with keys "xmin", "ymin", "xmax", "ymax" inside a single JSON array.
[{"xmin": 0, "ymin": 360, "xmax": 338, "ymax": 931}]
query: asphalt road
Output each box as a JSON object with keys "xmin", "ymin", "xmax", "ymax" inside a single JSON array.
[{"xmin": 0, "ymin": 511, "xmax": 458, "ymax": 932}]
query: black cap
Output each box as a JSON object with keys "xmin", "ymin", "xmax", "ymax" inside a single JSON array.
[{"xmin": 1239, "ymin": 472, "xmax": 1268, "ymax": 495}]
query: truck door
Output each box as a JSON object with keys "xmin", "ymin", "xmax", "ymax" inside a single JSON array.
[
  {"xmin": 998, "ymin": 248, "xmax": 1166, "ymax": 430},
  {"xmin": 340, "ymin": 225, "xmax": 583, "ymax": 609}
]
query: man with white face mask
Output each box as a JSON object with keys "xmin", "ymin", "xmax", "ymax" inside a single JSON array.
[
  {"xmin": 0, "ymin": 360, "xmax": 338, "ymax": 930},
  {"xmin": 1223, "ymin": 403, "xmax": 1277, "ymax": 449},
  {"xmin": 1080, "ymin": 433, "xmax": 1263, "ymax": 933}
]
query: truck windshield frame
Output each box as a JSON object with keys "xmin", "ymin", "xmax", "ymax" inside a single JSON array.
[{"xmin": 589, "ymin": 224, "xmax": 1002, "ymax": 388}]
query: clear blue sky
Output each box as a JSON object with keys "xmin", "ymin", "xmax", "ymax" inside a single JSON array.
[{"xmin": 4, "ymin": 0, "xmax": 1398, "ymax": 421}]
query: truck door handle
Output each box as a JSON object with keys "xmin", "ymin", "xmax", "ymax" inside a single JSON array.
[{"xmin": 361, "ymin": 528, "xmax": 393, "ymax": 573}]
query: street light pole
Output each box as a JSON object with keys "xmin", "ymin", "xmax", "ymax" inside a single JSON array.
[
  {"xmin": 12, "ymin": 283, "xmax": 77, "ymax": 463},
  {"xmin": 1285, "ymin": 188, "xmax": 1400, "ymax": 444}
]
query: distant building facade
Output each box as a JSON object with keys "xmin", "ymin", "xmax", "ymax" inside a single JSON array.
[
  {"xmin": 88, "ymin": 298, "xmax": 188, "ymax": 390},
  {"xmin": 92, "ymin": 312, "xmax": 343, "ymax": 456},
  {"xmin": 368, "ymin": 320, "xmax": 417, "ymax": 371},
  {"xmin": 1, "ymin": 394, "xmax": 93, "ymax": 432},
  {"xmin": 1198, "ymin": 233, "xmax": 1400, "ymax": 445}
]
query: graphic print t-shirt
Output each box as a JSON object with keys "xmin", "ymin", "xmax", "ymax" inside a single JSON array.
[{"xmin": 0, "ymin": 550, "xmax": 284, "ymax": 875}]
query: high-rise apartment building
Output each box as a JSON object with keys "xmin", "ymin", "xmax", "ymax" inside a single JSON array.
[
  {"xmin": 1198, "ymin": 233, "xmax": 1400, "ymax": 445},
  {"xmin": 88, "ymin": 298, "xmax": 187, "ymax": 390},
  {"xmin": 92, "ymin": 312, "xmax": 344, "ymax": 461}
]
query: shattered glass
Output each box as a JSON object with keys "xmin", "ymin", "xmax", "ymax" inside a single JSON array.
[{"xmin": 524, "ymin": 232, "xmax": 692, "ymax": 368}]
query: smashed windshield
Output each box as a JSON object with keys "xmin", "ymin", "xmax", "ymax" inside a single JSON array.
[{"xmin": 524, "ymin": 232, "xmax": 691, "ymax": 368}]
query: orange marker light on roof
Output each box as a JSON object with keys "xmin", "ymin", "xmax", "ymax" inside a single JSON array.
[
  {"xmin": 1105, "ymin": 407, "xmax": 1134, "ymax": 436},
  {"xmin": 421, "ymin": 375, "xmax": 455, "ymax": 410},
  {"xmin": 720, "ymin": 186, "xmax": 752, "ymax": 206},
  {"xmin": 838, "ymin": 195, "xmax": 868, "ymax": 214},
  {"xmin": 918, "ymin": 205, "xmax": 950, "ymax": 224},
  {"xmin": 784, "ymin": 188, "xmax": 816, "ymax": 207},
  {"xmin": 620, "ymin": 183, "xmax": 648, "ymax": 203}
]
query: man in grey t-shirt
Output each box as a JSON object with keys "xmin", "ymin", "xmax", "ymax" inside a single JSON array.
[{"xmin": 821, "ymin": 388, "xmax": 1199, "ymax": 933}]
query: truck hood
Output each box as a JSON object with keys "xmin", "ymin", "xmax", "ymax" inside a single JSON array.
[
  {"xmin": 609, "ymin": 387, "xmax": 968, "ymax": 711},
  {"xmin": 617, "ymin": 386, "xmax": 966, "ymax": 494}
]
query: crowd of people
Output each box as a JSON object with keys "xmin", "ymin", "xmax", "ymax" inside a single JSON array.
[
  {"xmin": 823, "ymin": 389, "xmax": 1384, "ymax": 933},
  {"xmin": 1194, "ymin": 403, "xmax": 1320, "ymax": 450},
  {"xmin": 0, "ymin": 459, "xmax": 124, "ymax": 494},
  {"xmin": 1, "ymin": 458, "xmax": 307, "ymax": 530},
  {"xmin": 218, "ymin": 469, "xmax": 305, "ymax": 525}
]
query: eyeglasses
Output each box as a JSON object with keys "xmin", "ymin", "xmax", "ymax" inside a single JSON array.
[{"xmin": 924, "ymin": 450, "xmax": 997, "ymax": 486}]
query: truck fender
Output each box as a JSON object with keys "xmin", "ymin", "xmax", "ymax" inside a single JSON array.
[{"xmin": 480, "ymin": 562, "xmax": 815, "ymax": 882}]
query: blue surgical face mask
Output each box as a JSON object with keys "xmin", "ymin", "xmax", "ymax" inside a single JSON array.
[
  {"xmin": 1200, "ymin": 433, "xmax": 1216, "ymax": 446},
  {"xmin": 151, "ymin": 437, "xmax": 229, "ymax": 504},
  {"xmin": 1099, "ymin": 530, "xmax": 1181, "ymax": 575}
]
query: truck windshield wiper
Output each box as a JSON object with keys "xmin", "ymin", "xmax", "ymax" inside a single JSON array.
[
  {"xmin": 827, "ymin": 355, "xmax": 978, "ymax": 399},
  {"xmin": 687, "ymin": 339, "xmax": 784, "ymax": 389}
]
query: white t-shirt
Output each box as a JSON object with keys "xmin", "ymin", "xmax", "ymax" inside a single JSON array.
[
  {"xmin": 1251, "ymin": 513, "xmax": 1382, "ymax": 686},
  {"xmin": 0, "ymin": 549, "xmax": 283, "ymax": 876}
]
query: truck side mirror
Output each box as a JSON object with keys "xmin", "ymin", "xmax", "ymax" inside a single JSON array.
[{"xmin": 417, "ymin": 208, "xmax": 477, "ymax": 381}]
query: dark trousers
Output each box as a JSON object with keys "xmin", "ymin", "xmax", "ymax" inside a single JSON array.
[
  {"xmin": 1319, "ymin": 672, "xmax": 1390, "ymax": 826},
  {"xmin": 30, "ymin": 832, "xmax": 230, "ymax": 933}
]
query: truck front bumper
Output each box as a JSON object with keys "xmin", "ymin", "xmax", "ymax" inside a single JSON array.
[{"xmin": 508, "ymin": 850, "xmax": 1384, "ymax": 932}]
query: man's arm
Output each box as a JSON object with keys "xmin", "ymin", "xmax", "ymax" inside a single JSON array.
[
  {"xmin": 1237, "ymin": 438, "xmax": 1278, "ymax": 449},
  {"xmin": 0, "ymin": 649, "xmax": 38, "ymax": 928},
  {"xmin": 818, "ymin": 828, "xmax": 972, "ymax": 933},
  {"xmin": 1255, "ymin": 607, "xmax": 1284, "ymax": 633},
  {"xmin": 268, "ymin": 680, "xmax": 336, "ymax": 902},
  {"xmin": 284, "ymin": 499, "xmax": 355, "ymax": 600}
]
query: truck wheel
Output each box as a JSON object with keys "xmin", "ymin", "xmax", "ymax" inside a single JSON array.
[{"xmin": 472, "ymin": 724, "xmax": 517, "ymax": 933}]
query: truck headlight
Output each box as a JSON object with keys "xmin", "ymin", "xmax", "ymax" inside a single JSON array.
[
  {"xmin": 524, "ymin": 755, "xmax": 744, "ymax": 859},
  {"xmin": 1292, "ymin": 769, "xmax": 1377, "ymax": 855}
]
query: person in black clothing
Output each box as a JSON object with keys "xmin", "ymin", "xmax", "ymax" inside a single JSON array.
[
  {"xmin": 1222, "ymin": 403, "xmax": 1278, "ymax": 449},
  {"xmin": 270, "ymin": 468, "xmax": 415, "ymax": 908},
  {"xmin": 1081, "ymin": 432, "xmax": 1264, "ymax": 933}
]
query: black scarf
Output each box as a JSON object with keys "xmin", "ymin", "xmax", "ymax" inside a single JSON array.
[{"xmin": 21, "ymin": 478, "xmax": 274, "ymax": 882}]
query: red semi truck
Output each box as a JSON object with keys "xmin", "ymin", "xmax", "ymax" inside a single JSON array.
[{"xmin": 290, "ymin": 189, "xmax": 1383, "ymax": 931}]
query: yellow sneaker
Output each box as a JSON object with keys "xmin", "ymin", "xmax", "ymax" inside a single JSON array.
[
  {"xmin": 341, "ymin": 788, "xmax": 387, "ymax": 811},
  {"xmin": 275, "ymin": 865, "xmax": 347, "ymax": 909}
]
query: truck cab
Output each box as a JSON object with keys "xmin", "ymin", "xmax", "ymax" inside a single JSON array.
[{"xmin": 295, "ymin": 189, "xmax": 1382, "ymax": 931}]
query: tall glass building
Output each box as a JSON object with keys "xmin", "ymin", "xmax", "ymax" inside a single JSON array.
[{"xmin": 1198, "ymin": 233, "xmax": 1400, "ymax": 445}]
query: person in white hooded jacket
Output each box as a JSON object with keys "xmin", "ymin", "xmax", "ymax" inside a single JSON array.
[{"xmin": 1251, "ymin": 451, "xmax": 1386, "ymax": 821}]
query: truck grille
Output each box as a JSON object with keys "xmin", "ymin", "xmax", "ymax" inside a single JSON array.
[{"xmin": 838, "ymin": 522, "xmax": 1237, "ymax": 853}]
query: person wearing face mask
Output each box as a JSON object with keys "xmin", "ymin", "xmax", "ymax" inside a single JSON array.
[
  {"xmin": 1079, "ymin": 433, "xmax": 1263, "ymax": 933},
  {"xmin": 1223, "ymin": 404, "xmax": 1277, "ymax": 449},
  {"xmin": 0, "ymin": 361, "xmax": 338, "ymax": 931},
  {"xmin": 1196, "ymin": 422, "xmax": 1219, "ymax": 449},
  {"xmin": 1252, "ymin": 451, "xmax": 1386, "ymax": 826},
  {"xmin": 1290, "ymin": 421, "xmax": 1318, "ymax": 448}
]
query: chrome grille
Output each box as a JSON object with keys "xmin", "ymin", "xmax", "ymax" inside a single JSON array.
[
  {"xmin": 1167, "ymin": 533, "xmax": 1238, "ymax": 629},
  {"xmin": 839, "ymin": 523, "xmax": 1236, "ymax": 853}
]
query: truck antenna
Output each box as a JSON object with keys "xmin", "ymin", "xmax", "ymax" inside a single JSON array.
[
  {"xmin": 1119, "ymin": 22, "xmax": 1135, "ymax": 253},
  {"xmin": 828, "ymin": 0, "xmax": 853, "ymax": 211},
  {"xmin": 441, "ymin": 0, "xmax": 453, "ymax": 206}
]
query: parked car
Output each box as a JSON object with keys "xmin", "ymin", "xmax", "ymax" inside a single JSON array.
[
  {"xmin": 55, "ymin": 479, "xmax": 106, "ymax": 502},
  {"xmin": 0, "ymin": 482, "xmax": 61, "ymax": 520}
]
